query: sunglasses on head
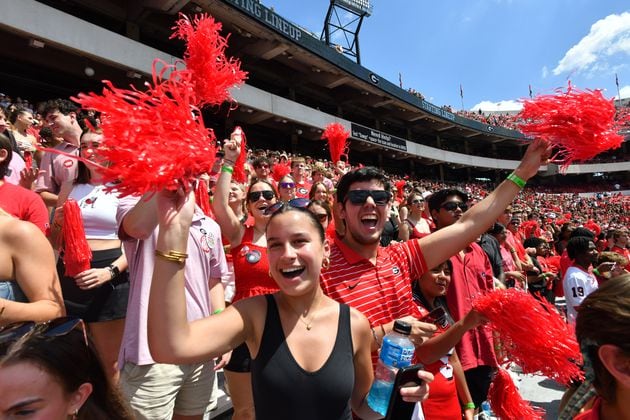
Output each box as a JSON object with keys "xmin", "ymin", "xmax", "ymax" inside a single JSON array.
[
  {"xmin": 247, "ymin": 190, "xmax": 275, "ymax": 202},
  {"xmin": 346, "ymin": 190, "xmax": 392, "ymax": 206},
  {"xmin": 279, "ymin": 182, "xmax": 295, "ymax": 189},
  {"xmin": 0, "ymin": 317, "xmax": 88, "ymax": 346},
  {"xmin": 264, "ymin": 198, "xmax": 311, "ymax": 216},
  {"xmin": 440, "ymin": 201, "xmax": 468, "ymax": 212}
]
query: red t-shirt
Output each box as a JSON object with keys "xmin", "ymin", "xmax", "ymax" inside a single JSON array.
[
  {"xmin": 295, "ymin": 180, "xmax": 312, "ymax": 198},
  {"xmin": 321, "ymin": 236, "xmax": 427, "ymax": 364},
  {"xmin": 574, "ymin": 397, "xmax": 602, "ymax": 420},
  {"xmin": 0, "ymin": 181, "xmax": 49, "ymax": 234},
  {"xmin": 446, "ymin": 243, "xmax": 498, "ymax": 371}
]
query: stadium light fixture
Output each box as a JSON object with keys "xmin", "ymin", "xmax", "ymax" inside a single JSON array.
[{"xmin": 321, "ymin": 0, "xmax": 372, "ymax": 64}]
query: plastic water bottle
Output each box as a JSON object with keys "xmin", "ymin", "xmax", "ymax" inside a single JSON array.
[
  {"xmin": 366, "ymin": 320, "xmax": 415, "ymax": 416},
  {"xmin": 477, "ymin": 401, "xmax": 492, "ymax": 420}
]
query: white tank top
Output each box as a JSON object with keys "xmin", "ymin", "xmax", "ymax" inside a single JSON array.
[{"xmin": 68, "ymin": 183, "xmax": 120, "ymax": 240}]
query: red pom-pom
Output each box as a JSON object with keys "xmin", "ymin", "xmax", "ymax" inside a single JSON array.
[
  {"xmin": 272, "ymin": 162, "xmax": 291, "ymax": 182},
  {"xmin": 171, "ymin": 14, "xmax": 247, "ymax": 107},
  {"xmin": 195, "ymin": 179, "xmax": 213, "ymax": 218},
  {"xmin": 518, "ymin": 83, "xmax": 627, "ymax": 172},
  {"xmin": 473, "ymin": 289, "xmax": 583, "ymax": 385},
  {"xmin": 488, "ymin": 368, "xmax": 545, "ymax": 420},
  {"xmin": 72, "ymin": 64, "xmax": 217, "ymax": 196},
  {"xmin": 231, "ymin": 127, "xmax": 248, "ymax": 184},
  {"xmin": 24, "ymin": 152, "xmax": 33, "ymax": 170},
  {"xmin": 321, "ymin": 123, "xmax": 350, "ymax": 164},
  {"xmin": 62, "ymin": 199, "xmax": 92, "ymax": 277}
]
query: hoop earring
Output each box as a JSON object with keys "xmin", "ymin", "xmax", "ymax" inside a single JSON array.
[
  {"xmin": 71, "ymin": 409, "xmax": 78, "ymax": 420},
  {"xmin": 322, "ymin": 257, "xmax": 330, "ymax": 270},
  {"xmin": 268, "ymin": 270, "xmax": 273, "ymax": 278}
]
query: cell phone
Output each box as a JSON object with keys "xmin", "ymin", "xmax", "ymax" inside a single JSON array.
[
  {"xmin": 420, "ymin": 306, "xmax": 450, "ymax": 330},
  {"xmin": 384, "ymin": 364, "xmax": 424, "ymax": 420}
]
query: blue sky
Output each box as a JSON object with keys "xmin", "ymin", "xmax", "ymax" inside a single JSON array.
[{"xmin": 263, "ymin": 0, "xmax": 630, "ymax": 111}]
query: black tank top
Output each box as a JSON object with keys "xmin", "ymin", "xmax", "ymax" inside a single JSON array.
[{"xmin": 251, "ymin": 295, "xmax": 355, "ymax": 420}]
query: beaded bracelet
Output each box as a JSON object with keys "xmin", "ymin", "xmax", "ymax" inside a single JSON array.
[{"xmin": 506, "ymin": 172, "xmax": 526, "ymax": 189}]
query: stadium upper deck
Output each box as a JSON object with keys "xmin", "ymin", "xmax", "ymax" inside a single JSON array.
[{"xmin": 1, "ymin": 0, "xmax": 628, "ymax": 185}]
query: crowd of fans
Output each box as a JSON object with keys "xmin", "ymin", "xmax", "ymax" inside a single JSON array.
[{"xmin": 0, "ymin": 92, "xmax": 629, "ymax": 420}]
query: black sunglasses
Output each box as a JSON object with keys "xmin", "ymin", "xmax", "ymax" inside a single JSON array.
[
  {"xmin": 346, "ymin": 190, "xmax": 392, "ymax": 206},
  {"xmin": 0, "ymin": 317, "xmax": 87, "ymax": 345},
  {"xmin": 411, "ymin": 199, "xmax": 424, "ymax": 204},
  {"xmin": 247, "ymin": 190, "xmax": 275, "ymax": 202},
  {"xmin": 264, "ymin": 198, "xmax": 310, "ymax": 216},
  {"xmin": 440, "ymin": 201, "xmax": 468, "ymax": 212}
]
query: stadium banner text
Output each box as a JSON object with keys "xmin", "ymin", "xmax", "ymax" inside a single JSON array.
[{"xmin": 351, "ymin": 123, "xmax": 408, "ymax": 152}]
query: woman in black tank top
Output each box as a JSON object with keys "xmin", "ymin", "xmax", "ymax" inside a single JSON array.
[{"xmin": 147, "ymin": 188, "xmax": 430, "ymax": 419}]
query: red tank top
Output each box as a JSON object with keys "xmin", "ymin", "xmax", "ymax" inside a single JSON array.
[{"xmin": 230, "ymin": 226, "xmax": 279, "ymax": 302}]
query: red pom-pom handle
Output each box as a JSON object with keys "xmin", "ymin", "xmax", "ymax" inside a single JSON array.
[{"xmin": 62, "ymin": 199, "xmax": 92, "ymax": 277}]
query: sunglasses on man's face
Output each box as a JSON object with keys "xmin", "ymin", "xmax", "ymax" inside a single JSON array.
[
  {"xmin": 346, "ymin": 190, "xmax": 392, "ymax": 206},
  {"xmin": 0, "ymin": 317, "xmax": 88, "ymax": 345},
  {"xmin": 264, "ymin": 198, "xmax": 311, "ymax": 216},
  {"xmin": 255, "ymin": 164, "xmax": 269, "ymax": 169},
  {"xmin": 440, "ymin": 201, "xmax": 468, "ymax": 212},
  {"xmin": 247, "ymin": 190, "xmax": 275, "ymax": 202}
]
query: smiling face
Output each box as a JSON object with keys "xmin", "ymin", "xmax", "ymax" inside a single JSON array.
[
  {"xmin": 418, "ymin": 262, "xmax": 452, "ymax": 301},
  {"xmin": 312, "ymin": 183, "xmax": 328, "ymax": 202},
  {"xmin": 246, "ymin": 181, "xmax": 277, "ymax": 220},
  {"xmin": 228, "ymin": 181, "xmax": 246, "ymax": 206},
  {"xmin": 266, "ymin": 210, "xmax": 329, "ymax": 296},
  {"xmin": 44, "ymin": 110, "xmax": 76, "ymax": 139},
  {"xmin": 339, "ymin": 179, "xmax": 391, "ymax": 247},
  {"xmin": 79, "ymin": 131, "xmax": 102, "ymax": 162},
  {"xmin": 0, "ymin": 361, "xmax": 86, "ymax": 419}
]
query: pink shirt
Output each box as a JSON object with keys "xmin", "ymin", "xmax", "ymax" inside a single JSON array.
[
  {"xmin": 5, "ymin": 153, "xmax": 25, "ymax": 186},
  {"xmin": 34, "ymin": 142, "xmax": 78, "ymax": 194},
  {"xmin": 116, "ymin": 196, "xmax": 228, "ymax": 366}
]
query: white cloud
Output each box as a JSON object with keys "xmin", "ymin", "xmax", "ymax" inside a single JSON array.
[
  {"xmin": 616, "ymin": 85, "xmax": 630, "ymax": 99},
  {"xmin": 553, "ymin": 12, "xmax": 630, "ymax": 76},
  {"xmin": 541, "ymin": 66, "xmax": 549, "ymax": 78},
  {"xmin": 470, "ymin": 100, "xmax": 523, "ymax": 112}
]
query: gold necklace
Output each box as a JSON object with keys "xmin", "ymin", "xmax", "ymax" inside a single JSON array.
[{"xmin": 281, "ymin": 295, "xmax": 322, "ymax": 331}]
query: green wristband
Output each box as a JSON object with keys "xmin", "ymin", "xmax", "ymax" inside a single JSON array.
[
  {"xmin": 592, "ymin": 268, "xmax": 600, "ymax": 276},
  {"xmin": 464, "ymin": 402, "xmax": 475, "ymax": 410},
  {"xmin": 213, "ymin": 308, "xmax": 224, "ymax": 315},
  {"xmin": 507, "ymin": 172, "xmax": 526, "ymax": 189},
  {"xmin": 221, "ymin": 165, "xmax": 234, "ymax": 174}
]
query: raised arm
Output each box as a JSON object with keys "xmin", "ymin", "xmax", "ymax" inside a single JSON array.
[
  {"xmin": 420, "ymin": 139, "xmax": 551, "ymax": 270},
  {"xmin": 1, "ymin": 219, "xmax": 65, "ymax": 325},
  {"xmin": 120, "ymin": 192, "xmax": 159, "ymax": 240},
  {"xmin": 147, "ymin": 189, "xmax": 251, "ymax": 365},
  {"xmin": 213, "ymin": 129, "xmax": 245, "ymax": 246}
]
